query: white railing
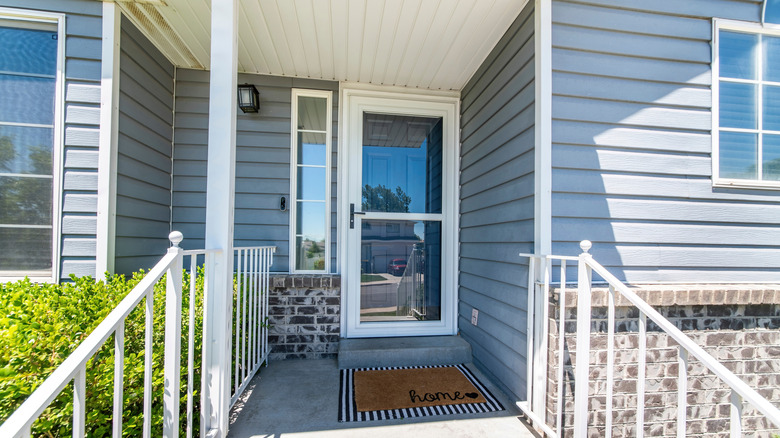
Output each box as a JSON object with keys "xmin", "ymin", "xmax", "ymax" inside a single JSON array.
[
  {"xmin": 518, "ymin": 241, "xmax": 780, "ymax": 438},
  {"xmin": 231, "ymin": 246, "xmax": 275, "ymax": 407},
  {"xmin": 398, "ymin": 246, "xmax": 425, "ymax": 319},
  {"xmin": 0, "ymin": 232, "xmax": 275, "ymax": 438}
]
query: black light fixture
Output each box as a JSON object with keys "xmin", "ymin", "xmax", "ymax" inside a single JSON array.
[{"xmin": 237, "ymin": 83, "xmax": 259, "ymax": 113}]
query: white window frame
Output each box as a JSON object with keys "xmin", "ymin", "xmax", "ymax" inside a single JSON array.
[
  {"xmin": 713, "ymin": 18, "xmax": 780, "ymax": 190},
  {"xmin": 289, "ymin": 88, "xmax": 332, "ymax": 273},
  {"xmin": 0, "ymin": 7, "xmax": 65, "ymax": 283}
]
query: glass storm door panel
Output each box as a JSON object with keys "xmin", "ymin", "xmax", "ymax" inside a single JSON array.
[
  {"xmin": 343, "ymin": 91, "xmax": 457, "ymax": 338},
  {"xmin": 359, "ymin": 113, "xmax": 443, "ymax": 322}
]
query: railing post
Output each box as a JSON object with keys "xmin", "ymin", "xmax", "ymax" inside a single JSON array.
[
  {"xmin": 163, "ymin": 232, "xmax": 184, "ymax": 438},
  {"xmin": 573, "ymin": 240, "xmax": 593, "ymax": 438}
]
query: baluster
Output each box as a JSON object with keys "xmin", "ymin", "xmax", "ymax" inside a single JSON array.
[
  {"xmin": 731, "ymin": 390, "xmax": 743, "ymax": 436},
  {"xmin": 677, "ymin": 348, "xmax": 688, "ymax": 438},
  {"xmin": 73, "ymin": 366, "xmax": 86, "ymax": 438},
  {"xmin": 242, "ymin": 249, "xmax": 249, "ymax": 383},
  {"xmin": 606, "ymin": 285, "xmax": 615, "ymax": 438},
  {"xmin": 143, "ymin": 290, "xmax": 154, "ymax": 438},
  {"xmin": 113, "ymin": 323, "xmax": 125, "ymax": 437},
  {"xmin": 573, "ymin": 241, "xmax": 592, "ymax": 438},
  {"xmin": 263, "ymin": 248, "xmax": 271, "ymax": 360},
  {"xmin": 556, "ymin": 260, "xmax": 566, "ymax": 438},
  {"xmin": 637, "ymin": 312, "xmax": 647, "ymax": 438},
  {"xmin": 526, "ymin": 256, "xmax": 536, "ymax": 408},
  {"xmin": 187, "ymin": 256, "xmax": 197, "ymax": 438},
  {"xmin": 249, "ymin": 248, "xmax": 256, "ymax": 373}
]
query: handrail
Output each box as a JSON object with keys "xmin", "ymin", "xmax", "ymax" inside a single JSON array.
[
  {"xmin": 583, "ymin": 256, "xmax": 780, "ymax": 429},
  {"xmin": 0, "ymin": 248, "xmax": 179, "ymax": 437},
  {"xmin": 518, "ymin": 242, "xmax": 780, "ymax": 438}
]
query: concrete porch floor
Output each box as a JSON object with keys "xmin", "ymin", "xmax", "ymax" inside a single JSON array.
[{"xmin": 228, "ymin": 359, "xmax": 539, "ymax": 438}]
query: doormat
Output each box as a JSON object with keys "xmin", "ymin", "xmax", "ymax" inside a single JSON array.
[{"xmin": 338, "ymin": 364, "xmax": 504, "ymax": 422}]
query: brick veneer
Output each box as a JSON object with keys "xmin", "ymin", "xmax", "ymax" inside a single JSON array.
[
  {"xmin": 267, "ymin": 274, "xmax": 340, "ymax": 360},
  {"xmin": 545, "ymin": 285, "xmax": 780, "ymax": 438}
]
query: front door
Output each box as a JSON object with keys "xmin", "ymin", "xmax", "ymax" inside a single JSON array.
[{"xmin": 342, "ymin": 89, "xmax": 458, "ymax": 338}]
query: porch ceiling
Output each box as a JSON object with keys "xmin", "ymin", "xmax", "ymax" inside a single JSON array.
[{"xmin": 117, "ymin": 0, "xmax": 528, "ymax": 91}]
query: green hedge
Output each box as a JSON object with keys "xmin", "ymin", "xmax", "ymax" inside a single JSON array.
[{"xmin": 0, "ymin": 270, "xmax": 204, "ymax": 437}]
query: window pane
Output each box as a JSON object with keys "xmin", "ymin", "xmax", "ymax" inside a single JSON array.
[
  {"xmin": 719, "ymin": 82, "xmax": 756, "ymax": 129},
  {"xmin": 296, "ymin": 166, "xmax": 326, "ymax": 200},
  {"xmin": 766, "ymin": 0, "xmax": 780, "ymax": 24},
  {"xmin": 295, "ymin": 201, "xmax": 326, "ymax": 239},
  {"xmin": 0, "ymin": 176, "xmax": 52, "ymax": 225},
  {"xmin": 361, "ymin": 113, "xmax": 443, "ymax": 214},
  {"xmin": 764, "ymin": 35, "xmax": 780, "ymax": 82},
  {"xmin": 764, "ymin": 85, "xmax": 780, "ymax": 131},
  {"xmin": 763, "ymin": 134, "xmax": 780, "ymax": 180},
  {"xmin": 297, "ymin": 96, "xmax": 327, "ymax": 131},
  {"xmin": 0, "ymin": 126, "xmax": 54, "ymax": 174},
  {"xmin": 720, "ymin": 132, "xmax": 758, "ymax": 179},
  {"xmin": 0, "ymin": 75, "xmax": 56, "ymax": 125},
  {"xmin": 0, "ymin": 227, "xmax": 51, "ymax": 271},
  {"xmin": 0, "ymin": 26, "xmax": 57, "ymax": 75},
  {"xmin": 719, "ymin": 31, "xmax": 757, "ymax": 80},
  {"xmin": 360, "ymin": 220, "xmax": 441, "ymax": 322},
  {"xmin": 295, "ymin": 235, "xmax": 326, "ymax": 271},
  {"xmin": 297, "ymin": 132, "xmax": 326, "ymax": 166}
]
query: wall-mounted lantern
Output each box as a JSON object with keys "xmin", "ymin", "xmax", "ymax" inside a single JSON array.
[{"xmin": 237, "ymin": 83, "xmax": 259, "ymax": 113}]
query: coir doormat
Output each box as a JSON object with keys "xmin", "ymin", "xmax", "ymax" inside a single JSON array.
[{"xmin": 338, "ymin": 364, "xmax": 504, "ymax": 422}]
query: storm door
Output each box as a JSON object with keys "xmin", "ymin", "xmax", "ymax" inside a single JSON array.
[{"xmin": 342, "ymin": 90, "xmax": 458, "ymax": 338}]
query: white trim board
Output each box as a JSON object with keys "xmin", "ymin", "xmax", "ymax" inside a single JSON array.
[
  {"xmin": 534, "ymin": 0, "xmax": 552, "ymax": 255},
  {"xmin": 96, "ymin": 2, "xmax": 122, "ymax": 279}
]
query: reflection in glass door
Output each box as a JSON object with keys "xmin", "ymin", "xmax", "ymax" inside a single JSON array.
[{"xmin": 359, "ymin": 113, "xmax": 443, "ymax": 322}]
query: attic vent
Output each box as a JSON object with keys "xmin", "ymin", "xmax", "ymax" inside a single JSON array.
[
  {"xmin": 120, "ymin": 0, "xmax": 168, "ymax": 6},
  {"xmin": 118, "ymin": 1, "xmax": 203, "ymax": 69}
]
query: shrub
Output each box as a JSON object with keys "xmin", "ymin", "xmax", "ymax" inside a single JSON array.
[{"xmin": 0, "ymin": 269, "xmax": 204, "ymax": 437}]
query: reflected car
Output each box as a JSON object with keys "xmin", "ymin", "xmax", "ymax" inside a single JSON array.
[{"xmin": 388, "ymin": 258, "xmax": 407, "ymax": 276}]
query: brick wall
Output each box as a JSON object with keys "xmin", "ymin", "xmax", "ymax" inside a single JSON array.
[
  {"xmin": 544, "ymin": 286, "xmax": 780, "ymax": 438},
  {"xmin": 267, "ymin": 275, "xmax": 340, "ymax": 360}
]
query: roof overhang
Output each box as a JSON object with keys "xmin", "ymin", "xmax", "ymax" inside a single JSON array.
[{"xmin": 116, "ymin": 0, "xmax": 528, "ymax": 91}]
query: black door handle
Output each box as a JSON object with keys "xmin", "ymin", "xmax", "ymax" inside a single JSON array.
[{"xmin": 350, "ymin": 203, "xmax": 366, "ymax": 229}]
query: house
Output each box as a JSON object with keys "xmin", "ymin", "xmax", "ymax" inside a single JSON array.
[{"xmin": 1, "ymin": 0, "xmax": 779, "ymax": 436}]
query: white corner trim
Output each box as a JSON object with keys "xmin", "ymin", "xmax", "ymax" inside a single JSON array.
[
  {"xmin": 534, "ymin": 0, "xmax": 552, "ymax": 255},
  {"xmin": 96, "ymin": 2, "xmax": 121, "ymax": 280}
]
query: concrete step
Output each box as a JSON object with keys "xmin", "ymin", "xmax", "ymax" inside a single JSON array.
[{"xmin": 338, "ymin": 335, "xmax": 472, "ymax": 369}]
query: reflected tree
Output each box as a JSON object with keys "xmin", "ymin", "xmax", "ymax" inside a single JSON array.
[
  {"xmin": 763, "ymin": 157, "xmax": 780, "ymax": 179},
  {"xmin": 0, "ymin": 135, "xmax": 52, "ymax": 225},
  {"xmin": 0, "ymin": 135, "xmax": 14, "ymax": 171},
  {"xmin": 362, "ymin": 184, "xmax": 411, "ymax": 213}
]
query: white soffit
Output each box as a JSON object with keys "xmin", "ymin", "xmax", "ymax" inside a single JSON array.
[{"xmin": 118, "ymin": 0, "xmax": 527, "ymax": 91}]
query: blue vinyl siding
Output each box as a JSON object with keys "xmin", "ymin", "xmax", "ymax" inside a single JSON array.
[
  {"xmin": 114, "ymin": 16, "xmax": 175, "ymax": 275},
  {"xmin": 551, "ymin": 0, "xmax": 780, "ymax": 283},
  {"xmin": 458, "ymin": 1, "xmax": 535, "ymax": 401},
  {"xmin": 171, "ymin": 71, "xmax": 338, "ymax": 272}
]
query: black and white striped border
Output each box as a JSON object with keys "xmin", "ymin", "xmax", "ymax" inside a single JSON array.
[{"xmin": 338, "ymin": 364, "xmax": 505, "ymax": 422}]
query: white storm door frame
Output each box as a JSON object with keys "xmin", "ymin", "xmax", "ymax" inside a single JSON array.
[{"xmin": 340, "ymin": 88, "xmax": 459, "ymax": 338}]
